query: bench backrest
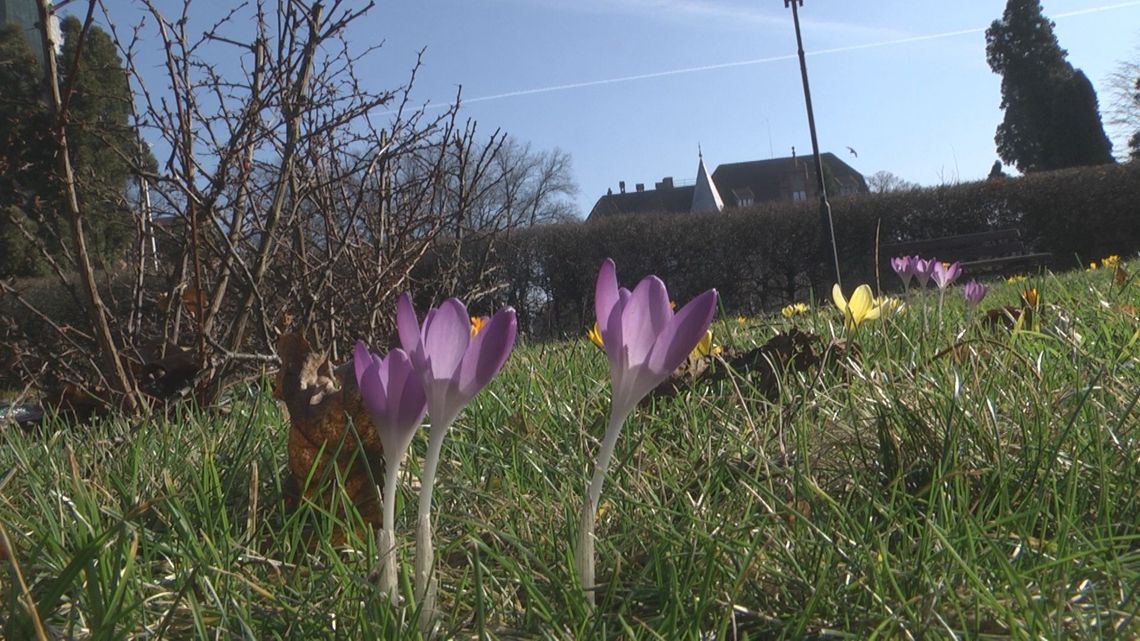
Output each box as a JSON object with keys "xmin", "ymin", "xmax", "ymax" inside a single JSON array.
[{"xmin": 882, "ymin": 229, "xmax": 1025, "ymax": 263}]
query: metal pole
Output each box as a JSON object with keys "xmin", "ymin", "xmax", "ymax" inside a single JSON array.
[{"xmin": 785, "ymin": 0, "xmax": 842, "ymax": 290}]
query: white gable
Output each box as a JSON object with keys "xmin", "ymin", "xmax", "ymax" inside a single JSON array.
[{"xmin": 691, "ymin": 155, "xmax": 724, "ymax": 213}]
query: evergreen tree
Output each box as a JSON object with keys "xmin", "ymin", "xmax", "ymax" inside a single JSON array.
[
  {"xmin": 985, "ymin": 0, "xmax": 1114, "ymax": 172},
  {"xmin": 0, "ymin": 24, "xmax": 54, "ymax": 276},
  {"xmin": 0, "ymin": 17, "xmax": 142, "ymax": 277}
]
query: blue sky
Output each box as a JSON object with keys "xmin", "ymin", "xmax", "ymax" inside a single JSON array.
[{"xmin": 88, "ymin": 0, "xmax": 1140, "ymax": 216}]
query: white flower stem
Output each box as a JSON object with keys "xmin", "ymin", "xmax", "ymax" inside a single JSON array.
[
  {"xmin": 379, "ymin": 455, "xmax": 401, "ymax": 605},
  {"xmin": 415, "ymin": 512, "xmax": 437, "ymax": 636},
  {"xmin": 576, "ymin": 405, "xmax": 631, "ymax": 608},
  {"xmin": 415, "ymin": 421, "xmax": 450, "ymax": 634}
]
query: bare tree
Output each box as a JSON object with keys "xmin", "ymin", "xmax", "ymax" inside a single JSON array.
[
  {"xmin": 467, "ymin": 137, "xmax": 579, "ymax": 230},
  {"xmin": 1, "ymin": 0, "xmax": 517, "ymax": 408},
  {"xmin": 867, "ymin": 170, "xmax": 920, "ymax": 194},
  {"xmin": 1104, "ymin": 44, "xmax": 1140, "ymax": 161}
]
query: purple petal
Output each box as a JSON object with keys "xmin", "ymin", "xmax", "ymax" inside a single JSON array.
[
  {"xmin": 385, "ymin": 349, "xmax": 427, "ymax": 438},
  {"xmin": 600, "ymin": 287, "xmax": 629, "ymax": 358},
  {"xmin": 396, "ymin": 293, "xmax": 424, "ymax": 365},
  {"xmin": 358, "ymin": 357, "xmax": 390, "ymax": 426},
  {"xmin": 595, "ymin": 259, "xmax": 619, "ymax": 338},
  {"xmin": 890, "ymin": 256, "xmax": 908, "ymax": 275},
  {"xmin": 647, "ymin": 289, "xmax": 718, "ymax": 377},
  {"xmin": 458, "ymin": 307, "xmax": 517, "ymax": 398},
  {"xmin": 603, "ymin": 289, "xmax": 630, "ymax": 385},
  {"xmin": 421, "ymin": 298, "xmax": 471, "ymax": 382},
  {"xmin": 620, "ymin": 276, "xmax": 671, "ymax": 367},
  {"xmin": 353, "ymin": 341, "xmax": 375, "ymax": 390},
  {"xmin": 914, "ymin": 258, "xmax": 932, "ymax": 286}
]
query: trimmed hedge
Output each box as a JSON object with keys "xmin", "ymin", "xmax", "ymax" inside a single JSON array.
[{"xmin": 489, "ymin": 163, "xmax": 1140, "ymax": 337}]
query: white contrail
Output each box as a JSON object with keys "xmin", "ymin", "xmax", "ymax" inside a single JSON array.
[{"xmin": 409, "ymin": 1, "xmax": 1140, "ymax": 110}]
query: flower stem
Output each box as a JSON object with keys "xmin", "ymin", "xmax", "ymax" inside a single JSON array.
[
  {"xmin": 415, "ymin": 421, "xmax": 449, "ymax": 634},
  {"xmin": 576, "ymin": 406, "xmax": 631, "ymax": 608},
  {"xmin": 379, "ymin": 455, "xmax": 401, "ymax": 605}
]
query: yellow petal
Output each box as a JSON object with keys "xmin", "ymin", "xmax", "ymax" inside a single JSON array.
[
  {"xmin": 849, "ymin": 285, "xmax": 875, "ymax": 324},
  {"xmin": 831, "ymin": 284, "xmax": 847, "ymax": 313}
]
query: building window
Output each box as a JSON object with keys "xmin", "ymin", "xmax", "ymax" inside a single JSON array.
[
  {"xmin": 731, "ymin": 187, "xmax": 754, "ymax": 208},
  {"xmin": 793, "ymin": 190, "xmax": 807, "ymax": 202}
]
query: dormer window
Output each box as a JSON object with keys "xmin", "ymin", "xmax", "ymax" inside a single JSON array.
[{"xmin": 731, "ymin": 187, "xmax": 754, "ymax": 208}]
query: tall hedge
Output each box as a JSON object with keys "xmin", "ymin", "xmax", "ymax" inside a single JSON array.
[{"xmin": 432, "ymin": 163, "xmax": 1140, "ymax": 337}]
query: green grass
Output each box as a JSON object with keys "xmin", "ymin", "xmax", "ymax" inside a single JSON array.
[{"xmin": 2, "ymin": 266, "xmax": 1139, "ymax": 639}]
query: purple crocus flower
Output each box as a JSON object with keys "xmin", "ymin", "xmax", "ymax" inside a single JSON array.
[
  {"xmin": 932, "ymin": 261, "xmax": 962, "ymax": 290},
  {"xmin": 913, "ymin": 256, "xmax": 936, "ymax": 288},
  {"xmin": 962, "ymin": 280, "xmax": 988, "ymax": 307},
  {"xmin": 891, "ymin": 255, "xmax": 914, "ymax": 291},
  {"xmin": 577, "ymin": 258, "xmax": 717, "ymax": 606},
  {"xmin": 396, "ymin": 294, "xmax": 516, "ymax": 430},
  {"xmin": 396, "ymin": 293, "xmax": 517, "ymax": 620},
  {"xmin": 353, "ymin": 341, "xmax": 428, "ymax": 603},
  {"xmin": 354, "ymin": 342, "xmax": 428, "ymax": 458}
]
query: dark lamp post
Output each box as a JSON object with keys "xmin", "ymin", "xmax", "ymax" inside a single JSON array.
[{"xmin": 785, "ymin": 0, "xmax": 842, "ymax": 291}]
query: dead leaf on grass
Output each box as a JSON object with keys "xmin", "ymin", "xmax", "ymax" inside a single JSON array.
[
  {"xmin": 274, "ymin": 332, "xmax": 384, "ymax": 544},
  {"xmin": 714, "ymin": 328, "xmax": 832, "ymax": 400}
]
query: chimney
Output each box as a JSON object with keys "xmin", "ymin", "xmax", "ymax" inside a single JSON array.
[
  {"xmin": 635, "ymin": 183, "xmax": 645, "ymax": 192},
  {"xmin": 655, "ymin": 176, "xmax": 674, "ymax": 190},
  {"xmin": 619, "ymin": 181, "xmax": 626, "ymax": 194}
]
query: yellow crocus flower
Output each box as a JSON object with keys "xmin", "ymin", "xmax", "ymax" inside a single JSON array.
[
  {"xmin": 1022, "ymin": 287, "xmax": 1039, "ymax": 308},
  {"xmin": 1102, "ymin": 255, "xmax": 1120, "ymax": 267},
  {"xmin": 1006, "ymin": 274, "xmax": 1027, "ymax": 284},
  {"xmin": 832, "ymin": 284, "xmax": 882, "ymax": 329},
  {"xmin": 781, "ymin": 302, "xmax": 809, "ymax": 318},
  {"xmin": 873, "ymin": 296, "xmax": 906, "ymax": 317}
]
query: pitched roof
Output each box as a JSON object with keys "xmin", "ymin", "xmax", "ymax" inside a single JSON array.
[
  {"xmin": 587, "ymin": 185, "xmax": 695, "ymax": 221},
  {"xmin": 587, "ymin": 151, "xmax": 867, "ymax": 220},
  {"xmin": 691, "ymin": 155, "xmax": 724, "ymax": 213},
  {"xmin": 712, "ymin": 152, "xmax": 866, "ymax": 207}
]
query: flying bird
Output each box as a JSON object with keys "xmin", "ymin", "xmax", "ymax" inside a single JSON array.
[{"xmin": 846, "ymin": 146, "xmax": 858, "ymax": 158}]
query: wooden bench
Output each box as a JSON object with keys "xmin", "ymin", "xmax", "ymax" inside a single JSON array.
[{"xmin": 881, "ymin": 228, "xmax": 1051, "ymax": 278}]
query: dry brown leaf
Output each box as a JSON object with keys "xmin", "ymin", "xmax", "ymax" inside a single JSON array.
[
  {"xmin": 714, "ymin": 328, "xmax": 827, "ymax": 400},
  {"xmin": 274, "ymin": 332, "xmax": 385, "ymax": 544},
  {"xmin": 181, "ymin": 287, "xmax": 208, "ymax": 324}
]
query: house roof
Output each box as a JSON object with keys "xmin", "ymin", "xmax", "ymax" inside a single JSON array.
[
  {"xmin": 712, "ymin": 152, "xmax": 866, "ymax": 207},
  {"xmin": 587, "ymin": 185, "xmax": 695, "ymax": 221},
  {"xmin": 691, "ymin": 155, "xmax": 724, "ymax": 213},
  {"xmin": 587, "ymin": 151, "xmax": 867, "ymax": 220}
]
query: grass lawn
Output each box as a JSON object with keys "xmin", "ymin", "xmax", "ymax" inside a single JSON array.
[{"xmin": 1, "ymin": 265, "xmax": 1138, "ymax": 639}]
